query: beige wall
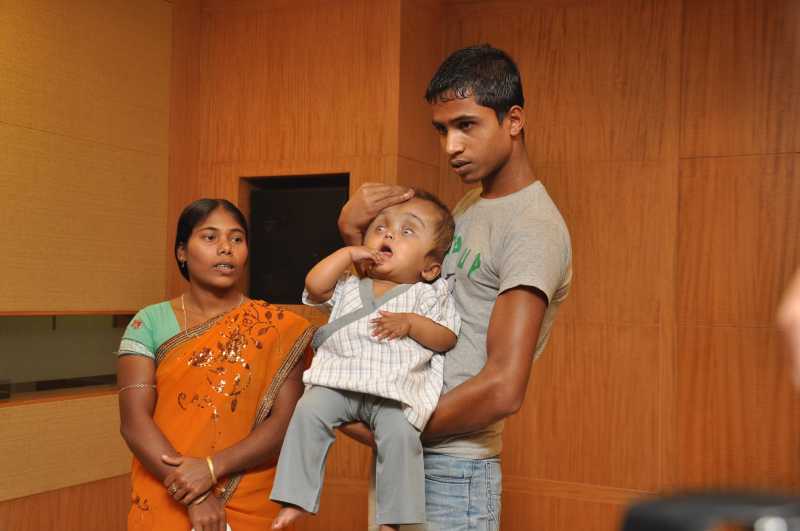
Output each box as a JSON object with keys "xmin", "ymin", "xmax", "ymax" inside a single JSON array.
[
  {"xmin": 0, "ymin": 1, "xmax": 173, "ymax": 527},
  {"xmin": 0, "ymin": 0, "xmax": 173, "ymax": 313}
]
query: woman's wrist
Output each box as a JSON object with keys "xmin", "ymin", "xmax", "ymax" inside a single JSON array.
[
  {"xmin": 205, "ymin": 456, "xmax": 218, "ymax": 484},
  {"xmin": 206, "ymin": 452, "xmax": 228, "ymax": 482}
]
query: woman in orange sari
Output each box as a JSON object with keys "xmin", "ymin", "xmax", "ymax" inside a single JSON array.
[{"xmin": 117, "ymin": 199, "xmax": 314, "ymax": 531}]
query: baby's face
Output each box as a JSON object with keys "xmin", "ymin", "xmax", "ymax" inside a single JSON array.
[{"xmin": 364, "ymin": 198, "xmax": 441, "ymax": 284}]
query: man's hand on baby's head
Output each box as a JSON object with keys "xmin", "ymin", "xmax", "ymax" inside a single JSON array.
[
  {"xmin": 338, "ymin": 183, "xmax": 415, "ymax": 244},
  {"xmin": 371, "ymin": 311, "xmax": 412, "ymax": 341}
]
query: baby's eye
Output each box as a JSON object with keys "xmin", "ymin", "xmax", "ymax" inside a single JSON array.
[
  {"xmin": 402, "ymin": 227, "xmax": 414, "ymax": 236},
  {"xmin": 375, "ymin": 225, "xmax": 386, "ymax": 232}
]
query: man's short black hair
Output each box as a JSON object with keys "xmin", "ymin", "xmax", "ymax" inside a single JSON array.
[{"xmin": 425, "ymin": 44, "xmax": 524, "ymax": 122}]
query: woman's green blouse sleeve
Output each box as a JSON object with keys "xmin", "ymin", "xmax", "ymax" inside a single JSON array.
[{"xmin": 117, "ymin": 308, "xmax": 157, "ymax": 360}]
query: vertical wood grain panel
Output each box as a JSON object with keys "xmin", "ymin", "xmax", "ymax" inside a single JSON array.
[
  {"xmin": 676, "ymin": 326, "xmax": 800, "ymax": 490},
  {"xmin": 441, "ymin": 0, "xmax": 680, "ymax": 165},
  {"xmin": 503, "ymin": 491, "xmax": 627, "ymax": 531},
  {"xmin": 505, "ymin": 322, "xmax": 661, "ymax": 491},
  {"xmin": 678, "ymin": 155, "xmax": 800, "ymax": 326},
  {"xmin": 537, "ymin": 162, "xmax": 676, "ymax": 325},
  {"xmin": 0, "ymin": 475, "xmax": 130, "ymax": 531},
  {"xmin": 398, "ymin": 0, "xmax": 443, "ymax": 168},
  {"xmin": 681, "ymin": 0, "xmax": 800, "ymax": 157}
]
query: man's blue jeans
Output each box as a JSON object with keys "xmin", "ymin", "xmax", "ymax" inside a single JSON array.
[{"xmin": 424, "ymin": 452, "xmax": 502, "ymax": 530}]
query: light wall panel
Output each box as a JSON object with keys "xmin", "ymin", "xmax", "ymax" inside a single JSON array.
[
  {"xmin": 0, "ymin": 0, "xmax": 171, "ymax": 312},
  {"xmin": 0, "ymin": 391, "xmax": 130, "ymax": 502}
]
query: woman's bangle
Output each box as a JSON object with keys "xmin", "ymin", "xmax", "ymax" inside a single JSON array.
[
  {"xmin": 118, "ymin": 383, "xmax": 156, "ymax": 393},
  {"xmin": 192, "ymin": 490, "xmax": 212, "ymax": 505},
  {"xmin": 205, "ymin": 456, "xmax": 218, "ymax": 484}
]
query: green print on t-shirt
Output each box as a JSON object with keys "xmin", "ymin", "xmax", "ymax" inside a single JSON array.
[{"xmin": 450, "ymin": 234, "xmax": 481, "ymax": 278}]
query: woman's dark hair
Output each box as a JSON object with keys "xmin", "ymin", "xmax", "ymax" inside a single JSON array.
[
  {"xmin": 425, "ymin": 43, "xmax": 524, "ymax": 123},
  {"xmin": 174, "ymin": 198, "xmax": 249, "ymax": 281}
]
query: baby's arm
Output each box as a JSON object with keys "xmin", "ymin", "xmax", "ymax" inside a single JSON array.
[
  {"xmin": 305, "ymin": 246, "xmax": 384, "ymax": 303},
  {"xmin": 371, "ymin": 311, "xmax": 457, "ymax": 352}
]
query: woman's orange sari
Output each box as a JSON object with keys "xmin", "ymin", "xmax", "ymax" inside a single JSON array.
[{"xmin": 128, "ymin": 300, "xmax": 314, "ymax": 530}]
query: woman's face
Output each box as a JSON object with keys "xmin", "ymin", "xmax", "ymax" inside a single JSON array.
[{"xmin": 177, "ymin": 207, "xmax": 248, "ymax": 290}]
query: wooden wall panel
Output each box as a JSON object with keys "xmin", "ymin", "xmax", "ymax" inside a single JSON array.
[
  {"xmin": 502, "ymin": 491, "xmax": 627, "ymax": 531},
  {"xmin": 537, "ymin": 162, "xmax": 677, "ymax": 325},
  {"xmin": 0, "ymin": 391, "xmax": 130, "ymax": 502},
  {"xmin": 504, "ymin": 322, "xmax": 661, "ymax": 491},
  {"xmin": 440, "ymin": 0, "xmax": 681, "ymax": 165},
  {"xmin": 678, "ymin": 155, "xmax": 800, "ymax": 326},
  {"xmin": 398, "ymin": 0, "xmax": 443, "ymax": 167},
  {"xmin": 0, "ymin": 475, "xmax": 130, "ymax": 531},
  {"xmin": 681, "ymin": 0, "xmax": 800, "ymax": 158},
  {"xmin": 676, "ymin": 326, "xmax": 800, "ymax": 490},
  {"xmin": 0, "ymin": 0, "xmax": 171, "ymax": 312},
  {"xmin": 200, "ymin": 2, "xmax": 400, "ymax": 164}
]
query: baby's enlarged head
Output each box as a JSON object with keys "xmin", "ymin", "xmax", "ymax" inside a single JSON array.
[{"xmin": 364, "ymin": 189, "xmax": 455, "ymax": 284}]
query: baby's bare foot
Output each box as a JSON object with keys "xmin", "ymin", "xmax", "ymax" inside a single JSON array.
[{"xmin": 272, "ymin": 505, "xmax": 307, "ymax": 529}]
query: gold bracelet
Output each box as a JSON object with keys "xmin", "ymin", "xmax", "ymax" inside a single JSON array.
[
  {"xmin": 205, "ymin": 456, "xmax": 218, "ymax": 484},
  {"xmin": 118, "ymin": 383, "xmax": 156, "ymax": 393},
  {"xmin": 192, "ymin": 490, "xmax": 212, "ymax": 505}
]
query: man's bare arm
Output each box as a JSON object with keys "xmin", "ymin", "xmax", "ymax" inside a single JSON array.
[{"xmin": 422, "ymin": 286, "xmax": 546, "ymax": 442}]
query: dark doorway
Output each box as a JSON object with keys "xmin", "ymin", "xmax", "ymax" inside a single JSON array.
[{"xmin": 247, "ymin": 174, "xmax": 349, "ymax": 304}]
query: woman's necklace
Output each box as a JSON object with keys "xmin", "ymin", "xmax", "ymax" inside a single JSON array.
[{"xmin": 180, "ymin": 293, "xmax": 245, "ymax": 331}]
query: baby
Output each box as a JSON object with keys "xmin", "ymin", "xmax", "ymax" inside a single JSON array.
[{"xmin": 270, "ymin": 189, "xmax": 460, "ymax": 530}]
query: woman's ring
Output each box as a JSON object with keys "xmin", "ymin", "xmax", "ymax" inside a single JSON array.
[{"xmin": 169, "ymin": 484, "xmax": 178, "ymax": 495}]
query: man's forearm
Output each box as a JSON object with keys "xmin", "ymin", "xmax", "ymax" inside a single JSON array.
[
  {"xmin": 422, "ymin": 369, "xmax": 517, "ymax": 443},
  {"xmin": 338, "ymin": 219, "xmax": 363, "ymax": 246}
]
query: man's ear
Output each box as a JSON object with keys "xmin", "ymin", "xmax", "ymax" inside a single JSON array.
[
  {"xmin": 421, "ymin": 261, "xmax": 442, "ymax": 282},
  {"xmin": 505, "ymin": 105, "xmax": 525, "ymax": 138}
]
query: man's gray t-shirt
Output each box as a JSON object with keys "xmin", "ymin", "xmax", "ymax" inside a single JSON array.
[{"xmin": 427, "ymin": 181, "xmax": 572, "ymax": 459}]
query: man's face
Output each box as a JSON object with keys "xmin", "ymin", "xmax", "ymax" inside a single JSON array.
[{"xmin": 431, "ymin": 95, "xmax": 512, "ymax": 184}]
